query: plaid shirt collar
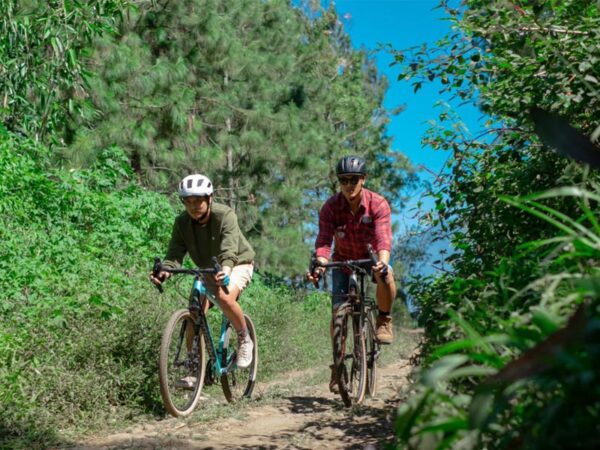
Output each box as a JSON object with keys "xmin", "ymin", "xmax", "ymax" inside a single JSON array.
[{"xmin": 335, "ymin": 188, "xmax": 367, "ymax": 214}]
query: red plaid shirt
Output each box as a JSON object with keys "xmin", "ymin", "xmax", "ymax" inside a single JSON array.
[{"xmin": 315, "ymin": 188, "xmax": 393, "ymax": 261}]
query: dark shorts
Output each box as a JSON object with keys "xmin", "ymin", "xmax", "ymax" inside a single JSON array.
[
  {"xmin": 331, "ymin": 268, "xmax": 371, "ymax": 309},
  {"xmin": 331, "ymin": 265, "xmax": 393, "ymax": 309}
]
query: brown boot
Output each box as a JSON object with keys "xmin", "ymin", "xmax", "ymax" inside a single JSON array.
[
  {"xmin": 329, "ymin": 364, "xmax": 339, "ymax": 394},
  {"xmin": 376, "ymin": 315, "xmax": 393, "ymax": 344}
]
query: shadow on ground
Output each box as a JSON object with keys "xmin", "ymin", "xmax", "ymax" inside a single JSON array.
[
  {"xmin": 289, "ymin": 394, "xmax": 401, "ymax": 449},
  {"xmin": 63, "ymin": 390, "xmax": 402, "ymax": 449}
]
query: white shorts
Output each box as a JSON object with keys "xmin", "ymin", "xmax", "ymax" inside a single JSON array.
[{"xmin": 204, "ymin": 263, "xmax": 254, "ymax": 294}]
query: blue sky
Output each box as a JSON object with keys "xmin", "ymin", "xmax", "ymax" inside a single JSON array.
[
  {"xmin": 328, "ymin": 0, "xmax": 486, "ymax": 277},
  {"xmin": 332, "ymin": 0, "xmax": 482, "ymax": 232}
]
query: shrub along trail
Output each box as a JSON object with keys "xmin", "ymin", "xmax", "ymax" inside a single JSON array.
[{"xmin": 68, "ymin": 329, "xmax": 421, "ymax": 450}]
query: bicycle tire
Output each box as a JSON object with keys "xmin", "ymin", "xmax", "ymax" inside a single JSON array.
[
  {"xmin": 333, "ymin": 306, "xmax": 367, "ymax": 407},
  {"xmin": 159, "ymin": 309, "xmax": 206, "ymax": 417},
  {"xmin": 221, "ymin": 314, "xmax": 258, "ymax": 402},
  {"xmin": 365, "ymin": 308, "xmax": 378, "ymax": 397}
]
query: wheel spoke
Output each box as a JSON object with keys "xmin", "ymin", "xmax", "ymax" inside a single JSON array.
[
  {"xmin": 159, "ymin": 310, "xmax": 206, "ymax": 417},
  {"xmin": 221, "ymin": 315, "xmax": 257, "ymax": 402}
]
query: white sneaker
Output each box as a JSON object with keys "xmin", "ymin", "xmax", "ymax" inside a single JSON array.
[
  {"xmin": 236, "ymin": 335, "xmax": 254, "ymax": 369},
  {"xmin": 175, "ymin": 376, "xmax": 197, "ymax": 390}
]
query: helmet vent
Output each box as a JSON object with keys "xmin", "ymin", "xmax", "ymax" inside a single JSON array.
[{"xmin": 178, "ymin": 174, "xmax": 214, "ymax": 197}]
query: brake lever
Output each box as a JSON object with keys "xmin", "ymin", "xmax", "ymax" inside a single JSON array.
[
  {"xmin": 211, "ymin": 257, "xmax": 230, "ymax": 295},
  {"xmin": 152, "ymin": 257, "xmax": 164, "ymax": 293},
  {"xmin": 308, "ymin": 252, "xmax": 321, "ymax": 288},
  {"xmin": 366, "ymin": 244, "xmax": 389, "ymax": 280}
]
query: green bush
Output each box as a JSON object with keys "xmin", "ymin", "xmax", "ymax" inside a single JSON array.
[
  {"xmin": 0, "ymin": 133, "xmax": 332, "ymax": 448},
  {"xmin": 397, "ymin": 188, "xmax": 600, "ymax": 449}
]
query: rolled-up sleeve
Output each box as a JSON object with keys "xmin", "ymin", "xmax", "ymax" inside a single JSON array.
[
  {"xmin": 373, "ymin": 199, "xmax": 392, "ymax": 253},
  {"xmin": 315, "ymin": 202, "xmax": 335, "ymax": 259}
]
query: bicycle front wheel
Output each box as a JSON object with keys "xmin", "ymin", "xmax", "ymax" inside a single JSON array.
[
  {"xmin": 365, "ymin": 308, "xmax": 379, "ymax": 397},
  {"xmin": 159, "ymin": 309, "xmax": 206, "ymax": 417},
  {"xmin": 333, "ymin": 306, "xmax": 367, "ymax": 407},
  {"xmin": 221, "ymin": 314, "xmax": 258, "ymax": 402}
]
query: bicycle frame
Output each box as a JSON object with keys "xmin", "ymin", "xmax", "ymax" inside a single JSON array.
[
  {"xmin": 347, "ymin": 272, "xmax": 380, "ymax": 365},
  {"xmin": 189, "ymin": 276, "xmax": 236, "ymax": 376},
  {"xmin": 340, "ymin": 270, "xmax": 377, "ymax": 343},
  {"xmin": 309, "ymin": 248, "xmax": 382, "ymax": 405}
]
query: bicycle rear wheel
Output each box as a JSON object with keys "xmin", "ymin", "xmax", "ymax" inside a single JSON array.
[
  {"xmin": 333, "ymin": 306, "xmax": 367, "ymax": 407},
  {"xmin": 159, "ymin": 309, "xmax": 206, "ymax": 417},
  {"xmin": 221, "ymin": 314, "xmax": 258, "ymax": 402},
  {"xmin": 365, "ymin": 308, "xmax": 379, "ymax": 397}
]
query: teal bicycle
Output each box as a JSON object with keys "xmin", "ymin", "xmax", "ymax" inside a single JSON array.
[{"xmin": 152, "ymin": 257, "xmax": 258, "ymax": 417}]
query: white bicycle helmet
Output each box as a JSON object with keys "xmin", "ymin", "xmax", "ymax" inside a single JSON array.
[{"xmin": 178, "ymin": 174, "xmax": 213, "ymax": 197}]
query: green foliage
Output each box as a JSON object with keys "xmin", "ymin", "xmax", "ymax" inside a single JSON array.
[
  {"xmin": 230, "ymin": 276, "xmax": 331, "ymax": 379},
  {"xmin": 0, "ymin": 0, "xmax": 130, "ymax": 142},
  {"xmin": 64, "ymin": 0, "xmax": 414, "ymax": 276},
  {"xmin": 391, "ymin": 1, "xmax": 600, "ymax": 448},
  {"xmin": 0, "ymin": 132, "xmax": 333, "ymax": 448},
  {"xmin": 0, "ymin": 131, "xmax": 172, "ymax": 446}
]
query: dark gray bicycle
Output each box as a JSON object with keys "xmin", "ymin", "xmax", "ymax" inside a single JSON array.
[{"xmin": 309, "ymin": 244, "xmax": 383, "ymax": 407}]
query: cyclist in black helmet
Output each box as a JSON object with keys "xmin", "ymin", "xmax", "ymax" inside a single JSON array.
[{"xmin": 307, "ymin": 156, "xmax": 396, "ymax": 392}]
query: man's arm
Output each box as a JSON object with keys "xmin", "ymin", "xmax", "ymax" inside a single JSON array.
[
  {"xmin": 163, "ymin": 219, "xmax": 187, "ymax": 269},
  {"xmin": 372, "ymin": 198, "xmax": 392, "ymax": 273},
  {"xmin": 372, "ymin": 198, "xmax": 392, "ymax": 256},
  {"xmin": 315, "ymin": 202, "xmax": 335, "ymax": 260},
  {"xmin": 377, "ymin": 249, "xmax": 391, "ymax": 266}
]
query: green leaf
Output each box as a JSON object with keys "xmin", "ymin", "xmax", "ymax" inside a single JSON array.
[
  {"xmin": 418, "ymin": 418, "xmax": 469, "ymax": 434},
  {"xmin": 531, "ymin": 308, "xmax": 561, "ymax": 336},
  {"xmin": 423, "ymin": 354, "xmax": 469, "ymax": 387}
]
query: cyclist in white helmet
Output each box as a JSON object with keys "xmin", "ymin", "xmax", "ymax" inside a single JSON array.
[{"xmin": 150, "ymin": 174, "xmax": 255, "ymax": 369}]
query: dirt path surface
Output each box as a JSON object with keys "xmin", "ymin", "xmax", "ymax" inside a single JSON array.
[{"xmin": 69, "ymin": 335, "xmax": 419, "ymax": 450}]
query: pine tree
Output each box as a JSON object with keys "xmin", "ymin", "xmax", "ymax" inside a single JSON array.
[{"xmin": 67, "ymin": 0, "xmax": 414, "ymax": 276}]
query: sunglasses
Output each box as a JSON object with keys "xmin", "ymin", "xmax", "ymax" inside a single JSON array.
[{"xmin": 338, "ymin": 175, "xmax": 362, "ymax": 185}]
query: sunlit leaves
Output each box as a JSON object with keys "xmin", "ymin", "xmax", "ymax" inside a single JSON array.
[{"xmin": 0, "ymin": 0, "xmax": 130, "ymax": 142}]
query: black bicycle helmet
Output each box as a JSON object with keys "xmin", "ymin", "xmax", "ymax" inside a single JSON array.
[{"xmin": 336, "ymin": 155, "xmax": 366, "ymax": 176}]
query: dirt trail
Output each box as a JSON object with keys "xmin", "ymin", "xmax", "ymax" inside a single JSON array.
[{"xmin": 70, "ymin": 335, "xmax": 419, "ymax": 450}]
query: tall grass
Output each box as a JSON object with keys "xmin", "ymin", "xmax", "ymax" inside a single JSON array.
[{"xmin": 397, "ymin": 186, "xmax": 600, "ymax": 449}]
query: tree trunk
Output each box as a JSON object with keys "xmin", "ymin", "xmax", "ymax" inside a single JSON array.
[{"xmin": 224, "ymin": 71, "xmax": 236, "ymax": 211}]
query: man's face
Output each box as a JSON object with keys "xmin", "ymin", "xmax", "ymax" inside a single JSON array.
[
  {"xmin": 338, "ymin": 174, "xmax": 365, "ymax": 202},
  {"xmin": 183, "ymin": 195, "xmax": 211, "ymax": 221}
]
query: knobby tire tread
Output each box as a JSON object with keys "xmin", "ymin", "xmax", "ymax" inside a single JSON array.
[
  {"xmin": 159, "ymin": 309, "xmax": 206, "ymax": 417},
  {"xmin": 333, "ymin": 306, "xmax": 367, "ymax": 407}
]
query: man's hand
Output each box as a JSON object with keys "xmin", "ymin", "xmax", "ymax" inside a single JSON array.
[
  {"xmin": 372, "ymin": 250, "xmax": 391, "ymax": 282},
  {"xmin": 149, "ymin": 270, "xmax": 171, "ymax": 287},
  {"xmin": 307, "ymin": 257, "xmax": 328, "ymax": 286},
  {"xmin": 215, "ymin": 266, "xmax": 232, "ymax": 286},
  {"xmin": 371, "ymin": 260, "xmax": 387, "ymax": 273},
  {"xmin": 306, "ymin": 265, "xmax": 325, "ymax": 284}
]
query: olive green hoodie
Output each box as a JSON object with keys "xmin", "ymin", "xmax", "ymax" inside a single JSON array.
[{"xmin": 163, "ymin": 202, "xmax": 255, "ymax": 270}]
